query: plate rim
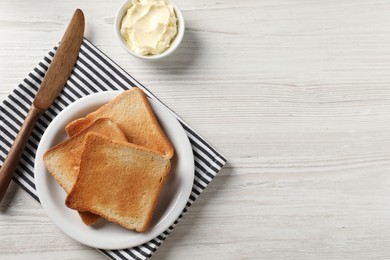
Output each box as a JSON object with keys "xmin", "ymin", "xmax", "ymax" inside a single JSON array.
[{"xmin": 34, "ymin": 90, "xmax": 194, "ymax": 250}]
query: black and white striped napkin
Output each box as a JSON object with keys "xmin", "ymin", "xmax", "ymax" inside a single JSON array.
[{"xmin": 0, "ymin": 38, "xmax": 227, "ymax": 260}]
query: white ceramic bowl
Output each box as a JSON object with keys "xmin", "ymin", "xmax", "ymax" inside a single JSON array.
[{"xmin": 115, "ymin": 0, "xmax": 185, "ymax": 60}]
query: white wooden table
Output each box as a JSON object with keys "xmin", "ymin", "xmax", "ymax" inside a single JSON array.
[{"xmin": 2, "ymin": 0, "xmax": 390, "ymax": 259}]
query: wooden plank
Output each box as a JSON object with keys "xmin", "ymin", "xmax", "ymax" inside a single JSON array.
[{"xmin": 1, "ymin": 0, "xmax": 390, "ymax": 259}]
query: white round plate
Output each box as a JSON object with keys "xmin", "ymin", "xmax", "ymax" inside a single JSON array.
[{"xmin": 35, "ymin": 90, "xmax": 194, "ymax": 250}]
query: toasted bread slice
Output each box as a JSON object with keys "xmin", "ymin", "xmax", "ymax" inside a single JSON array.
[
  {"xmin": 43, "ymin": 118, "xmax": 128, "ymax": 225},
  {"xmin": 65, "ymin": 133, "xmax": 171, "ymax": 232},
  {"xmin": 65, "ymin": 88, "xmax": 174, "ymax": 159}
]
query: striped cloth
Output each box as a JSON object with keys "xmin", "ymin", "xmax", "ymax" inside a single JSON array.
[{"xmin": 0, "ymin": 38, "xmax": 227, "ymax": 260}]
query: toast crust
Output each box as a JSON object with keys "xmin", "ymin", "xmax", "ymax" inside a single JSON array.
[
  {"xmin": 65, "ymin": 88, "xmax": 174, "ymax": 159},
  {"xmin": 65, "ymin": 133, "xmax": 171, "ymax": 232},
  {"xmin": 43, "ymin": 118, "xmax": 128, "ymax": 225}
]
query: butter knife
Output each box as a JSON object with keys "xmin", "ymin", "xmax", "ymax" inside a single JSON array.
[{"xmin": 0, "ymin": 9, "xmax": 85, "ymax": 202}]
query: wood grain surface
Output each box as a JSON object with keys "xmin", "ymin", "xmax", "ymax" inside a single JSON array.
[{"xmin": 1, "ymin": 0, "xmax": 390, "ymax": 259}]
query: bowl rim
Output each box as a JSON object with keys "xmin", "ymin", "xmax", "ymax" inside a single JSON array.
[{"xmin": 115, "ymin": 0, "xmax": 185, "ymax": 60}]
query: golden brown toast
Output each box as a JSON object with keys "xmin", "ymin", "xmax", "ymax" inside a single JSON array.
[
  {"xmin": 64, "ymin": 88, "xmax": 174, "ymax": 159},
  {"xmin": 43, "ymin": 118, "xmax": 128, "ymax": 225},
  {"xmin": 65, "ymin": 133, "xmax": 171, "ymax": 232}
]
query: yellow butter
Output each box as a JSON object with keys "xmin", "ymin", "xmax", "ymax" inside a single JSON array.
[{"xmin": 120, "ymin": 0, "xmax": 178, "ymax": 56}]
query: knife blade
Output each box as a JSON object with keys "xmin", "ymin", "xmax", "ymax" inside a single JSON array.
[{"xmin": 0, "ymin": 9, "xmax": 85, "ymax": 202}]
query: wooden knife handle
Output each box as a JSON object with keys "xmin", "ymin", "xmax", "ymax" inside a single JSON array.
[{"xmin": 0, "ymin": 105, "xmax": 43, "ymax": 202}]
